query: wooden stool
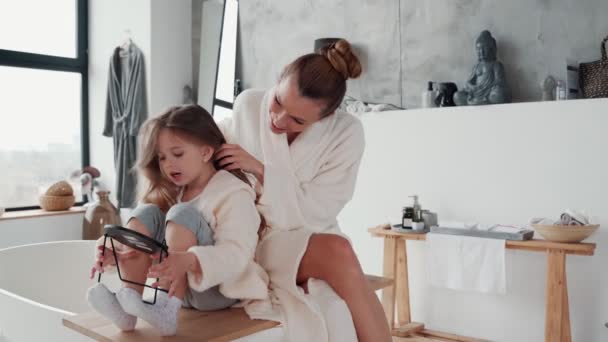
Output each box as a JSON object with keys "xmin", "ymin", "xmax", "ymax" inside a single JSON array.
[{"xmin": 63, "ymin": 274, "xmax": 393, "ymax": 341}]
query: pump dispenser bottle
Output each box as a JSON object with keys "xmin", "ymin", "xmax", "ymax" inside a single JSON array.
[{"xmin": 422, "ymin": 82, "xmax": 437, "ymax": 108}]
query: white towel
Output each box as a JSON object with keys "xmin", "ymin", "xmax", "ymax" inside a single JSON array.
[{"xmin": 427, "ymin": 233, "xmax": 506, "ymax": 294}]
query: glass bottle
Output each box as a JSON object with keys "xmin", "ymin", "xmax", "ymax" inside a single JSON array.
[
  {"xmin": 555, "ymin": 80, "xmax": 567, "ymax": 100},
  {"xmin": 82, "ymin": 191, "xmax": 121, "ymax": 240}
]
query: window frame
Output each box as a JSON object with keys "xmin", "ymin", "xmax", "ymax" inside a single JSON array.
[
  {"xmin": 211, "ymin": 0, "xmax": 237, "ymax": 114},
  {"xmin": 0, "ymin": 0, "xmax": 89, "ymax": 211}
]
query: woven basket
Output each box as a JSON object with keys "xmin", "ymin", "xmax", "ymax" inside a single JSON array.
[
  {"xmin": 531, "ymin": 224, "xmax": 599, "ymax": 243},
  {"xmin": 39, "ymin": 195, "xmax": 75, "ymax": 211},
  {"xmin": 45, "ymin": 180, "xmax": 74, "ymax": 196}
]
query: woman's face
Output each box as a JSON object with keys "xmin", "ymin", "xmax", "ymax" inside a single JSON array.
[{"xmin": 268, "ymin": 76, "xmax": 326, "ymax": 135}]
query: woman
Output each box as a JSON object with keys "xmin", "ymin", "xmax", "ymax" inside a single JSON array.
[{"xmin": 215, "ymin": 39, "xmax": 391, "ymax": 342}]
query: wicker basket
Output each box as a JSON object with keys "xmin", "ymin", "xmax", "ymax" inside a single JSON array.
[
  {"xmin": 531, "ymin": 224, "xmax": 599, "ymax": 243},
  {"xmin": 39, "ymin": 195, "xmax": 75, "ymax": 211},
  {"xmin": 45, "ymin": 180, "xmax": 74, "ymax": 196}
]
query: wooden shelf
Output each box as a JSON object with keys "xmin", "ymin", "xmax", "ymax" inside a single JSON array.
[
  {"xmin": 368, "ymin": 226, "xmax": 596, "ymax": 256},
  {"xmin": 0, "ymin": 207, "xmax": 85, "ymax": 221},
  {"xmin": 64, "ymin": 274, "xmax": 393, "ymax": 341}
]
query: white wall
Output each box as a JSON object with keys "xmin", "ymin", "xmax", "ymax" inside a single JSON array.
[
  {"xmin": 88, "ymin": 0, "xmax": 192, "ymax": 207},
  {"xmin": 339, "ymin": 98, "xmax": 608, "ymax": 341},
  {"xmin": 88, "ymin": 0, "xmax": 152, "ymax": 206}
]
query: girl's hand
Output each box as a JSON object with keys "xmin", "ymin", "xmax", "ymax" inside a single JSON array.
[
  {"xmin": 90, "ymin": 245, "xmax": 138, "ymax": 279},
  {"xmin": 215, "ymin": 144, "xmax": 264, "ymax": 184},
  {"xmin": 147, "ymin": 251, "xmax": 201, "ymax": 297}
]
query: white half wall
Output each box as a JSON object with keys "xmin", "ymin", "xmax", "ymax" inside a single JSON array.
[{"xmin": 339, "ymin": 98, "xmax": 608, "ymax": 341}]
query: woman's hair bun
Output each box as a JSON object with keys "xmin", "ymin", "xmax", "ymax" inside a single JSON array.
[{"xmin": 323, "ymin": 39, "xmax": 362, "ymax": 80}]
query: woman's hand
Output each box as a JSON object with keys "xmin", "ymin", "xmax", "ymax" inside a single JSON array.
[
  {"xmin": 147, "ymin": 251, "xmax": 201, "ymax": 297},
  {"xmin": 215, "ymin": 144, "xmax": 264, "ymax": 184},
  {"xmin": 90, "ymin": 244, "xmax": 138, "ymax": 279}
]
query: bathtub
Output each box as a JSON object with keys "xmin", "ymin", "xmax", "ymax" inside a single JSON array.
[
  {"xmin": 0, "ymin": 240, "xmax": 285, "ymax": 341},
  {"xmin": 0, "ymin": 240, "xmax": 104, "ymax": 341}
]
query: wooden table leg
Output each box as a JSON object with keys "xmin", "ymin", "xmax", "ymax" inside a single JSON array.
[
  {"xmin": 561, "ymin": 267, "xmax": 571, "ymax": 342},
  {"xmin": 382, "ymin": 237, "xmax": 397, "ymax": 329},
  {"xmin": 395, "ymin": 238, "xmax": 411, "ymax": 325},
  {"xmin": 545, "ymin": 250, "xmax": 571, "ymax": 342}
]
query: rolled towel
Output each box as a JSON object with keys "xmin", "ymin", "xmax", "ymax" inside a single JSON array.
[{"xmin": 530, "ymin": 209, "xmax": 596, "ymax": 226}]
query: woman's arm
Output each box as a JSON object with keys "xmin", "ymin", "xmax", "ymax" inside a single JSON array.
[{"xmin": 215, "ymin": 144, "xmax": 265, "ymax": 184}]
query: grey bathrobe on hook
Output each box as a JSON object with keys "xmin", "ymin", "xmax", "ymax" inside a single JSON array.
[{"xmin": 103, "ymin": 43, "xmax": 147, "ymax": 208}]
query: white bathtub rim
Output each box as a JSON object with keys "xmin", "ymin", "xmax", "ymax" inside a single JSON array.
[
  {"xmin": 0, "ymin": 287, "xmax": 76, "ymax": 316},
  {"xmin": 0, "ymin": 239, "xmax": 94, "ymax": 252},
  {"xmin": 0, "ymin": 239, "xmax": 94, "ymax": 316}
]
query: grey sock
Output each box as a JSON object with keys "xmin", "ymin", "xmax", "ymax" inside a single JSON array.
[
  {"xmin": 116, "ymin": 287, "xmax": 182, "ymax": 336},
  {"xmin": 85, "ymin": 283, "xmax": 137, "ymax": 331}
]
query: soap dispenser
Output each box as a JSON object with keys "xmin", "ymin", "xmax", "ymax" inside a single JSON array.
[{"xmin": 409, "ymin": 195, "xmax": 421, "ymax": 218}]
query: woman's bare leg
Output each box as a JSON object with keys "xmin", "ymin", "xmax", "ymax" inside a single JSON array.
[{"xmin": 296, "ymin": 234, "xmax": 392, "ymax": 342}]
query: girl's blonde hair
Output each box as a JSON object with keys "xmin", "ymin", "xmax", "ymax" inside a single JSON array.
[{"xmin": 136, "ymin": 105, "xmax": 266, "ymax": 235}]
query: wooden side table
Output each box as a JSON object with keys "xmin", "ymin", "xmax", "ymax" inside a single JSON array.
[{"xmin": 369, "ymin": 226, "xmax": 596, "ymax": 342}]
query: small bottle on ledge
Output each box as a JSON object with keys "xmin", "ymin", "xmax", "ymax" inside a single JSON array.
[
  {"xmin": 421, "ymin": 81, "xmax": 437, "ymax": 108},
  {"xmin": 402, "ymin": 206, "xmax": 414, "ymax": 229}
]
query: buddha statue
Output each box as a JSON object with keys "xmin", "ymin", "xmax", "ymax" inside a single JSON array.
[{"xmin": 453, "ymin": 30, "xmax": 511, "ymax": 106}]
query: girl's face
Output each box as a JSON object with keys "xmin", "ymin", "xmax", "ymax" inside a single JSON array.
[
  {"xmin": 156, "ymin": 128, "xmax": 213, "ymax": 187},
  {"xmin": 268, "ymin": 76, "xmax": 326, "ymax": 136}
]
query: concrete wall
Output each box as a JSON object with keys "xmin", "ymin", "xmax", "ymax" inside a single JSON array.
[{"xmin": 238, "ymin": 0, "xmax": 608, "ymax": 108}]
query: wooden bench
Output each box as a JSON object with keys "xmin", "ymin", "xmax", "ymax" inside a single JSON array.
[
  {"xmin": 63, "ymin": 274, "xmax": 393, "ymax": 341},
  {"xmin": 370, "ymin": 225, "xmax": 597, "ymax": 342}
]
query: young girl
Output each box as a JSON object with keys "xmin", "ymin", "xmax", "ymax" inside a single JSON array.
[{"xmin": 86, "ymin": 105, "xmax": 269, "ymax": 336}]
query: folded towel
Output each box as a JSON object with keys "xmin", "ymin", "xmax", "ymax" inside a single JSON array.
[
  {"xmin": 530, "ymin": 209, "xmax": 597, "ymax": 226},
  {"xmin": 439, "ymin": 221, "xmax": 524, "ymax": 233},
  {"xmin": 427, "ymin": 233, "xmax": 506, "ymax": 294},
  {"xmin": 439, "ymin": 221, "xmax": 478, "ymax": 230}
]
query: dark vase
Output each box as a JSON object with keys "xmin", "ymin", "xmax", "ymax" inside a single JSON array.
[{"xmin": 314, "ymin": 38, "xmax": 342, "ymax": 53}]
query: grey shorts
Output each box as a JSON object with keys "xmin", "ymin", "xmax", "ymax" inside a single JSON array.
[{"xmin": 128, "ymin": 203, "xmax": 238, "ymax": 311}]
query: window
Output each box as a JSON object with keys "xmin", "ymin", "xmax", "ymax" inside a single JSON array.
[
  {"xmin": 212, "ymin": 0, "xmax": 238, "ymax": 122},
  {"xmin": 0, "ymin": 0, "xmax": 89, "ymax": 210}
]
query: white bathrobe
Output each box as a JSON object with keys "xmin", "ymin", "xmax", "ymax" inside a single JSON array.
[
  {"xmin": 219, "ymin": 89, "xmax": 365, "ymax": 342},
  {"xmin": 184, "ymin": 170, "xmax": 269, "ymax": 302}
]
